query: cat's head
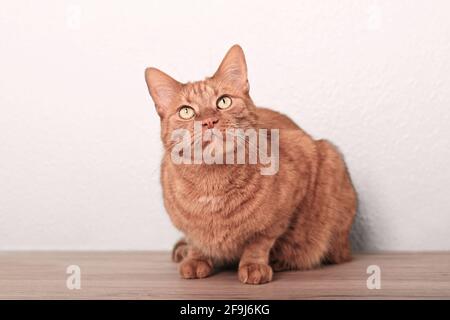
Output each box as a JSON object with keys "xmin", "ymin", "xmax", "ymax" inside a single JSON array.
[{"xmin": 145, "ymin": 45, "xmax": 257, "ymax": 150}]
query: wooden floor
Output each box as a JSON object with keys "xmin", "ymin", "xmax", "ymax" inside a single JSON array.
[{"xmin": 0, "ymin": 252, "xmax": 449, "ymax": 299}]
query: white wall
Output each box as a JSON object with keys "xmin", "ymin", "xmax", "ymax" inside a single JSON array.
[{"xmin": 1, "ymin": 0, "xmax": 449, "ymax": 251}]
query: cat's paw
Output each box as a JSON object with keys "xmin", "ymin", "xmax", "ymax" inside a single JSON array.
[
  {"xmin": 238, "ymin": 263, "xmax": 273, "ymax": 285},
  {"xmin": 179, "ymin": 259, "xmax": 213, "ymax": 279}
]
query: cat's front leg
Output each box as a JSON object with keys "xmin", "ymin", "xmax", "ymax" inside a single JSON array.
[
  {"xmin": 238, "ymin": 236, "xmax": 276, "ymax": 285},
  {"xmin": 178, "ymin": 245, "xmax": 214, "ymax": 279}
]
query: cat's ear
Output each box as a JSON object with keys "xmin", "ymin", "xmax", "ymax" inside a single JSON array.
[
  {"xmin": 213, "ymin": 45, "xmax": 249, "ymax": 93},
  {"xmin": 145, "ymin": 67, "xmax": 182, "ymax": 117}
]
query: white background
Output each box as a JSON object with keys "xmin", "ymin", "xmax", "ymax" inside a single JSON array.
[{"xmin": 1, "ymin": 0, "xmax": 449, "ymax": 251}]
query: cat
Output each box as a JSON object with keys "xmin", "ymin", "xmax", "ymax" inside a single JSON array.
[{"xmin": 144, "ymin": 45, "xmax": 357, "ymax": 284}]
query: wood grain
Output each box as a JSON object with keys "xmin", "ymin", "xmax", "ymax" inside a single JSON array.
[{"xmin": 0, "ymin": 252, "xmax": 449, "ymax": 299}]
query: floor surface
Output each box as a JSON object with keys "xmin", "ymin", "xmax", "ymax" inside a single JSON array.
[{"xmin": 0, "ymin": 252, "xmax": 449, "ymax": 299}]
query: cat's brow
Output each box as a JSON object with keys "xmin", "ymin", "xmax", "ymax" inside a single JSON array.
[{"xmin": 185, "ymin": 81, "xmax": 216, "ymax": 102}]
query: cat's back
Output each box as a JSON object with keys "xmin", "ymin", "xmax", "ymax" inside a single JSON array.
[
  {"xmin": 255, "ymin": 107, "xmax": 302, "ymax": 131},
  {"xmin": 255, "ymin": 106, "xmax": 316, "ymax": 161}
]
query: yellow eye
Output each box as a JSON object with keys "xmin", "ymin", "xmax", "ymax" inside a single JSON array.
[
  {"xmin": 179, "ymin": 106, "xmax": 195, "ymax": 120},
  {"xmin": 217, "ymin": 95, "xmax": 232, "ymax": 110}
]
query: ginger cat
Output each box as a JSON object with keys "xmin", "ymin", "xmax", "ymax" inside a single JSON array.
[{"xmin": 145, "ymin": 45, "xmax": 357, "ymax": 284}]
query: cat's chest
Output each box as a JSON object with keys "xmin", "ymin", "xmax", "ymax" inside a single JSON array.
[
  {"xmin": 162, "ymin": 163, "xmax": 260, "ymax": 257},
  {"xmin": 164, "ymin": 166, "xmax": 245, "ymax": 216},
  {"xmin": 188, "ymin": 216, "xmax": 246, "ymax": 259},
  {"xmin": 169, "ymin": 186, "xmax": 250, "ymax": 257}
]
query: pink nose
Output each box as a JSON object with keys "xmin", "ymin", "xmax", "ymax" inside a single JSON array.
[{"xmin": 202, "ymin": 117, "xmax": 219, "ymax": 129}]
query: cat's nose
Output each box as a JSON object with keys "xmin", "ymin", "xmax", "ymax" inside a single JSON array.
[{"xmin": 201, "ymin": 117, "xmax": 219, "ymax": 129}]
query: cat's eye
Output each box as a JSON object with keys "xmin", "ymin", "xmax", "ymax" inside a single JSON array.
[
  {"xmin": 217, "ymin": 95, "xmax": 232, "ymax": 110},
  {"xmin": 179, "ymin": 106, "xmax": 195, "ymax": 120}
]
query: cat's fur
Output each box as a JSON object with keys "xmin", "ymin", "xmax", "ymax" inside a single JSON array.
[{"xmin": 145, "ymin": 45, "xmax": 357, "ymax": 284}]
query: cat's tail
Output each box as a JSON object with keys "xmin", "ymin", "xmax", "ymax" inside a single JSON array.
[{"xmin": 172, "ymin": 238, "xmax": 188, "ymax": 262}]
